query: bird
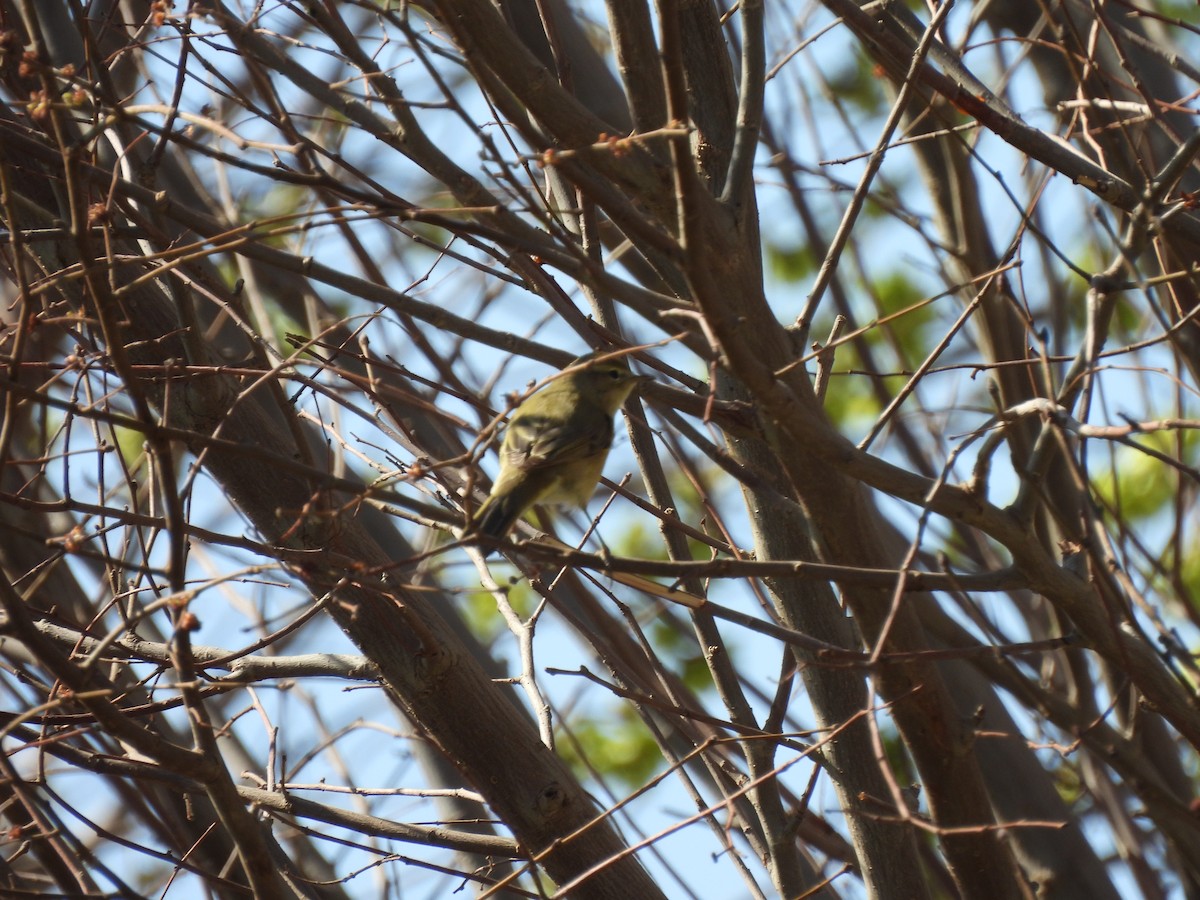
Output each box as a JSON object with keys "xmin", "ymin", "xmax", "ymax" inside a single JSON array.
[{"xmin": 469, "ymin": 350, "xmax": 651, "ymax": 544}]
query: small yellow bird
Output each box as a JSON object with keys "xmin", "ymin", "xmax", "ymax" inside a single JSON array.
[{"xmin": 470, "ymin": 351, "xmax": 650, "ymax": 542}]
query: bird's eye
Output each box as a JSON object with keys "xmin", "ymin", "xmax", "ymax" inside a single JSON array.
[{"xmin": 608, "ymin": 368, "xmax": 622, "ymax": 379}]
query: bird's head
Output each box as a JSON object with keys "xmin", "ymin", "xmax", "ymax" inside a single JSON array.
[{"xmin": 568, "ymin": 351, "xmax": 653, "ymax": 414}]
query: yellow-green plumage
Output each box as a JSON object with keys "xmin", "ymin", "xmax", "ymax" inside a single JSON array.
[{"xmin": 471, "ymin": 352, "xmax": 649, "ymax": 541}]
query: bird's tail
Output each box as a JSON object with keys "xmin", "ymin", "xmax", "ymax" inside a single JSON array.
[{"xmin": 471, "ymin": 494, "xmax": 519, "ymax": 540}]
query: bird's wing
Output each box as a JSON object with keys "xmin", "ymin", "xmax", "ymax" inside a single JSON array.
[{"xmin": 503, "ymin": 410, "xmax": 613, "ymax": 471}]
